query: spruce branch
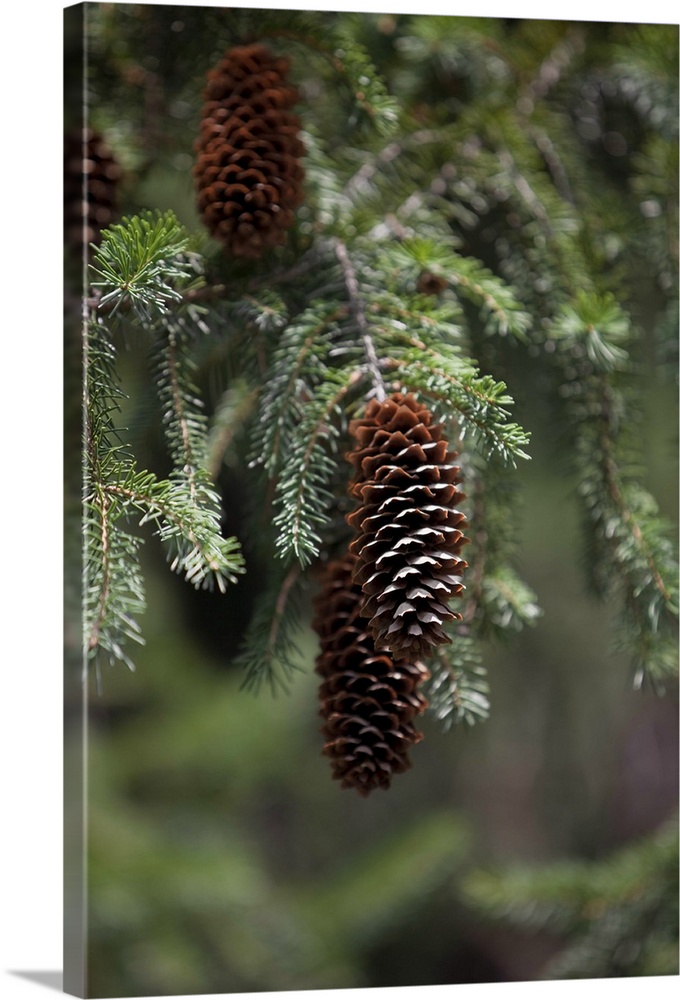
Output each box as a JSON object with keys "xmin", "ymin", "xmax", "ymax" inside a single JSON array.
[
  {"xmin": 77, "ymin": 10, "xmax": 677, "ymax": 716},
  {"xmin": 459, "ymin": 458, "xmax": 541, "ymax": 638},
  {"xmin": 90, "ymin": 210, "xmax": 194, "ymax": 323},
  {"xmin": 256, "ymin": 9, "xmax": 400, "ymax": 137},
  {"xmin": 206, "ymin": 380, "xmax": 257, "ymax": 481},
  {"xmin": 521, "ymin": 25, "xmax": 586, "ymax": 104},
  {"xmin": 498, "ymin": 148, "xmax": 556, "ymax": 240},
  {"xmin": 249, "ymin": 300, "xmax": 340, "ymax": 477},
  {"xmin": 334, "ymin": 238, "xmax": 386, "ymax": 401},
  {"xmin": 339, "ymin": 127, "xmax": 450, "ymax": 205},
  {"xmin": 396, "ymin": 349, "xmax": 531, "ymax": 465},
  {"xmin": 551, "ymin": 293, "xmax": 679, "ymax": 686},
  {"xmin": 83, "ymin": 497, "xmax": 146, "ymax": 672},
  {"xmin": 273, "ymin": 368, "xmax": 360, "ymax": 567},
  {"xmin": 103, "ymin": 473, "xmax": 244, "ymax": 593},
  {"xmin": 423, "ymin": 454, "xmax": 539, "ymax": 731},
  {"xmin": 83, "ymin": 215, "xmax": 246, "ymax": 672},
  {"xmin": 380, "ymin": 238, "xmax": 532, "ymax": 340},
  {"xmin": 423, "ymin": 634, "xmax": 490, "ymax": 729},
  {"xmin": 83, "ymin": 322, "xmax": 146, "ymax": 670},
  {"xmin": 236, "ymin": 562, "xmax": 307, "ymax": 694},
  {"xmin": 152, "ymin": 314, "xmax": 210, "ymax": 483},
  {"xmin": 481, "ymin": 568, "xmax": 543, "ymax": 634},
  {"xmin": 327, "ymin": 24, "xmax": 401, "ymax": 136},
  {"xmin": 462, "ymin": 817, "xmax": 678, "ymax": 979},
  {"xmin": 580, "ymin": 401, "xmax": 679, "ymax": 689}
]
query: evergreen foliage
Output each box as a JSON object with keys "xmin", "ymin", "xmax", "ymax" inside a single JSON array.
[
  {"xmin": 549, "ymin": 292, "xmax": 679, "ymax": 688},
  {"xmin": 83, "ymin": 211, "xmax": 245, "ymax": 672},
  {"xmin": 66, "ymin": 10, "xmax": 679, "ymax": 994},
  {"xmin": 463, "ymin": 817, "xmax": 679, "ymax": 979},
  {"xmin": 74, "ymin": 8, "xmax": 677, "ymax": 730}
]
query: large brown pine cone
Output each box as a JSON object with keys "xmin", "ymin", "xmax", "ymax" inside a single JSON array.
[
  {"xmin": 346, "ymin": 392, "xmax": 468, "ymax": 660},
  {"xmin": 314, "ymin": 554, "xmax": 430, "ymax": 796},
  {"xmin": 64, "ymin": 127, "xmax": 122, "ymax": 252},
  {"xmin": 194, "ymin": 43, "xmax": 305, "ymax": 258}
]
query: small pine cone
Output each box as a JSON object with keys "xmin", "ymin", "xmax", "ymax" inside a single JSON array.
[
  {"xmin": 314, "ymin": 554, "xmax": 430, "ymax": 796},
  {"xmin": 417, "ymin": 271, "xmax": 448, "ymax": 296},
  {"xmin": 64, "ymin": 127, "xmax": 122, "ymax": 252},
  {"xmin": 193, "ymin": 43, "xmax": 305, "ymax": 258},
  {"xmin": 346, "ymin": 392, "xmax": 468, "ymax": 660}
]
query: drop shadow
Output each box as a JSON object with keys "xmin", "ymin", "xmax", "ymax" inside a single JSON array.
[{"xmin": 9, "ymin": 971, "xmax": 63, "ymax": 993}]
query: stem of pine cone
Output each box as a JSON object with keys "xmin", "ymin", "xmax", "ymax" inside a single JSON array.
[{"xmin": 334, "ymin": 238, "xmax": 386, "ymax": 402}]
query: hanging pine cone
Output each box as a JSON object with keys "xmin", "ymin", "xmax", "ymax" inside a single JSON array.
[
  {"xmin": 346, "ymin": 392, "xmax": 468, "ymax": 660},
  {"xmin": 314, "ymin": 554, "xmax": 430, "ymax": 796},
  {"xmin": 194, "ymin": 43, "xmax": 305, "ymax": 258},
  {"xmin": 63, "ymin": 126, "xmax": 122, "ymax": 253}
]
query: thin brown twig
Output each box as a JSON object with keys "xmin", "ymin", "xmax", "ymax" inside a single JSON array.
[
  {"xmin": 334, "ymin": 238, "xmax": 386, "ymax": 401},
  {"xmin": 268, "ymin": 564, "xmax": 302, "ymax": 654}
]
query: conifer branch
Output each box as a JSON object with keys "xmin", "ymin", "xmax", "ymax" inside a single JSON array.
[
  {"xmin": 206, "ymin": 381, "xmax": 257, "ymax": 481},
  {"xmin": 86, "ymin": 486, "xmax": 113, "ymax": 656},
  {"xmin": 90, "ymin": 210, "xmax": 193, "ymax": 322},
  {"xmin": 599, "ymin": 386, "xmax": 673, "ymax": 608},
  {"xmin": 528, "ymin": 125, "xmax": 576, "ymax": 206},
  {"xmin": 83, "ymin": 320, "xmax": 146, "ymax": 671},
  {"xmin": 343, "ymin": 126, "xmax": 463, "ymax": 202},
  {"xmin": 103, "ymin": 476, "xmax": 244, "ymax": 592},
  {"xmin": 269, "ymin": 564, "xmax": 302, "ymax": 655},
  {"xmin": 523, "ymin": 26, "xmax": 586, "ymax": 103},
  {"xmin": 74, "ymin": 11, "xmax": 677, "ymax": 710},
  {"xmin": 463, "ymin": 817, "xmax": 678, "ymax": 979},
  {"xmin": 395, "ymin": 351, "xmax": 531, "ymax": 465},
  {"xmin": 83, "ymin": 502, "xmax": 146, "ymax": 672},
  {"xmin": 250, "ymin": 302, "xmax": 339, "ymax": 476},
  {"xmin": 334, "ymin": 239, "xmax": 386, "ymax": 401},
  {"xmin": 236, "ymin": 563, "xmax": 307, "ymax": 694},
  {"xmin": 551, "ymin": 294, "xmax": 678, "ymax": 685},
  {"xmin": 273, "ymin": 369, "xmax": 358, "ymax": 566},
  {"xmin": 169, "ymin": 339, "xmax": 193, "ymax": 468},
  {"xmin": 83, "ymin": 215, "xmax": 245, "ymax": 672},
  {"xmin": 498, "ymin": 148, "xmax": 556, "ymax": 239},
  {"xmin": 423, "ymin": 635, "xmax": 490, "ymax": 729}
]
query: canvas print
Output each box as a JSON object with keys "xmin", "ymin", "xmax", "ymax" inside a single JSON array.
[{"xmin": 64, "ymin": 2, "xmax": 679, "ymax": 997}]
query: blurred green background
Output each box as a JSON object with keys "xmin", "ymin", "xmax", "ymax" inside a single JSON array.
[
  {"xmin": 75, "ymin": 368, "xmax": 677, "ymax": 996},
  {"xmin": 65, "ymin": 4, "xmax": 678, "ymax": 996}
]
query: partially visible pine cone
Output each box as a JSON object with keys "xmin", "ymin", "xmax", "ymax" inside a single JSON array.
[
  {"xmin": 64, "ymin": 127, "xmax": 122, "ymax": 252},
  {"xmin": 417, "ymin": 271, "xmax": 448, "ymax": 296},
  {"xmin": 194, "ymin": 43, "xmax": 305, "ymax": 258},
  {"xmin": 314, "ymin": 554, "xmax": 430, "ymax": 796},
  {"xmin": 346, "ymin": 392, "xmax": 468, "ymax": 660}
]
